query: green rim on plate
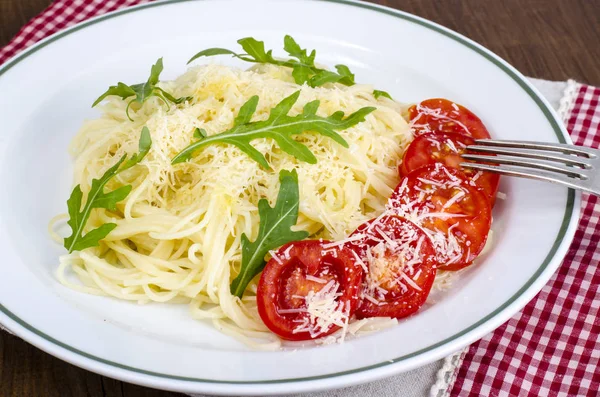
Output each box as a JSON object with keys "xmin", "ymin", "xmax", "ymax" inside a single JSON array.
[{"xmin": 0, "ymin": 0, "xmax": 576, "ymax": 385}]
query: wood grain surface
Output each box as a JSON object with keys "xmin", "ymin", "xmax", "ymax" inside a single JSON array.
[{"xmin": 0, "ymin": 0, "xmax": 598, "ymax": 396}]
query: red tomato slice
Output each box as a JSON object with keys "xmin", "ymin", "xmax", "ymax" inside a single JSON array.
[
  {"xmin": 347, "ymin": 215, "xmax": 437, "ymax": 319},
  {"xmin": 408, "ymin": 98, "xmax": 491, "ymax": 139},
  {"xmin": 256, "ymin": 240, "xmax": 364, "ymax": 341},
  {"xmin": 399, "ymin": 132, "xmax": 499, "ymax": 200},
  {"xmin": 388, "ymin": 163, "xmax": 491, "ymax": 270}
]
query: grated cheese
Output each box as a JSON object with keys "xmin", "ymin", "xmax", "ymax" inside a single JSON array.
[
  {"xmin": 354, "ymin": 218, "xmax": 428, "ymax": 306},
  {"xmin": 305, "ymin": 274, "xmax": 328, "ymax": 284},
  {"xmin": 61, "ymin": 61, "xmax": 413, "ymax": 347},
  {"xmin": 291, "ymin": 280, "xmax": 350, "ymax": 339},
  {"xmin": 445, "ymin": 138, "xmax": 459, "ymax": 153},
  {"xmin": 269, "ymin": 250, "xmax": 284, "ymax": 265},
  {"xmin": 412, "ymin": 103, "xmax": 472, "ymax": 136},
  {"xmin": 442, "ymin": 190, "xmax": 466, "ymax": 209}
]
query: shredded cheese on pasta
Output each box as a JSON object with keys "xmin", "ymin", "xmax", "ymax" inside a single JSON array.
[{"xmin": 51, "ymin": 64, "xmax": 412, "ymax": 349}]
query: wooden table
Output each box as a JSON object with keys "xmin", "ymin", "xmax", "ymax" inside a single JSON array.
[{"xmin": 0, "ymin": 1, "xmax": 598, "ymax": 396}]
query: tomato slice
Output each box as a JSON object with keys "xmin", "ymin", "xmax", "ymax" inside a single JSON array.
[
  {"xmin": 347, "ymin": 215, "xmax": 437, "ymax": 319},
  {"xmin": 388, "ymin": 163, "xmax": 491, "ymax": 270},
  {"xmin": 256, "ymin": 240, "xmax": 364, "ymax": 341},
  {"xmin": 408, "ymin": 98, "xmax": 491, "ymax": 139},
  {"xmin": 399, "ymin": 132, "xmax": 499, "ymax": 200}
]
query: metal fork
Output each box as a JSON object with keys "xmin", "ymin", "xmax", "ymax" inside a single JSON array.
[{"xmin": 461, "ymin": 140, "xmax": 600, "ymax": 195}]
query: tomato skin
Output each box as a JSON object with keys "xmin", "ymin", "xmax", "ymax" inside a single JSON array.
[
  {"xmin": 389, "ymin": 164, "xmax": 491, "ymax": 270},
  {"xmin": 408, "ymin": 98, "xmax": 491, "ymax": 139},
  {"xmin": 348, "ymin": 215, "xmax": 437, "ymax": 319},
  {"xmin": 256, "ymin": 240, "xmax": 363, "ymax": 341},
  {"xmin": 399, "ymin": 132, "xmax": 499, "ymax": 201}
]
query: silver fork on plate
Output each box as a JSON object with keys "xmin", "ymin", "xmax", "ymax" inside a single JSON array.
[{"xmin": 460, "ymin": 140, "xmax": 600, "ymax": 195}]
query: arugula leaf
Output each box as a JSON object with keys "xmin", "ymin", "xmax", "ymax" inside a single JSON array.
[
  {"xmin": 308, "ymin": 70, "xmax": 346, "ymax": 87},
  {"xmin": 373, "ymin": 90, "xmax": 392, "ymax": 100},
  {"xmin": 194, "ymin": 128, "xmax": 207, "ymax": 139},
  {"xmin": 121, "ymin": 126, "xmax": 152, "ymax": 171},
  {"xmin": 234, "ymin": 95, "xmax": 259, "ymax": 125},
  {"xmin": 64, "ymin": 128, "xmax": 152, "ymax": 253},
  {"xmin": 334, "ymin": 64, "xmax": 355, "ymax": 85},
  {"xmin": 188, "ymin": 35, "xmax": 359, "ymax": 89},
  {"xmin": 188, "ymin": 35, "xmax": 393, "ymax": 97},
  {"xmin": 92, "ymin": 58, "xmax": 191, "ymax": 121},
  {"xmin": 92, "ymin": 83, "xmax": 136, "ymax": 107},
  {"xmin": 188, "ymin": 48, "xmax": 249, "ymax": 64},
  {"xmin": 230, "ymin": 169, "xmax": 309, "ymax": 297},
  {"xmin": 156, "ymin": 88, "xmax": 192, "ymax": 105},
  {"xmin": 291, "ymin": 65, "xmax": 313, "ymax": 85},
  {"xmin": 238, "ymin": 37, "xmax": 278, "ymax": 64},
  {"xmin": 283, "ymin": 35, "xmax": 316, "ymax": 66},
  {"xmin": 171, "ymin": 91, "xmax": 375, "ymax": 167}
]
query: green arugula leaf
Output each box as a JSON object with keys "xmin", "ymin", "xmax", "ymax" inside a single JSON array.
[
  {"xmin": 283, "ymin": 35, "xmax": 316, "ymax": 66},
  {"xmin": 230, "ymin": 169, "xmax": 309, "ymax": 297},
  {"xmin": 373, "ymin": 90, "xmax": 392, "ymax": 99},
  {"xmin": 291, "ymin": 65, "xmax": 313, "ymax": 85},
  {"xmin": 335, "ymin": 64, "xmax": 355, "ymax": 85},
  {"xmin": 233, "ymin": 95, "xmax": 259, "ymax": 126},
  {"xmin": 306, "ymin": 64, "xmax": 355, "ymax": 87},
  {"xmin": 188, "ymin": 48, "xmax": 249, "ymax": 64},
  {"xmin": 128, "ymin": 57, "xmax": 164, "ymax": 105},
  {"xmin": 92, "ymin": 82, "xmax": 136, "ymax": 107},
  {"xmin": 121, "ymin": 127, "xmax": 152, "ymax": 171},
  {"xmin": 156, "ymin": 88, "xmax": 192, "ymax": 105},
  {"xmin": 171, "ymin": 91, "xmax": 375, "ymax": 167},
  {"xmin": 64, "ymin": 157, "xmax": 128, "ymax": 253},
  {"xmin": 92, "ymin": 58, "xmax": 190, "ymax": 121},
  {"xmin": 193, "ymin": 128, "xmax": 207, "ymax": 139},
  {"xmin": 187, "ymin": 35, "xmax": 362, "ymax": 89},
  {"xmin": 64, "ymin": 128, "xmax": 152, "ymax": 253},
  {"xmin": 238, "ymin": 37, "xmax": 278, "ymax": 64},
  {"xmin": 188, "ymin": 35, "xmax": 394, "ymax": 107},
  {"xmin": 308, "ymin": 70, "xmax": 346, "ymax": 87}
]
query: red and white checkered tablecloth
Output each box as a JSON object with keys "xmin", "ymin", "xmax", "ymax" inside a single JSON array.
[
  {"xmin": 1, "ymin": 1, "xmax": 598, "ymax": 396},
  {"xmin": 0, "ymin": 0, "xmax": 150, "ymax": 64},
  {"xmin": 448, "ymin": 85, "xmax": 600, "ymax": 397}
]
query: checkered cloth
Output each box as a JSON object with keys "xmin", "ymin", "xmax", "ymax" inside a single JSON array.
[
  {"xmin": 1, "ymin": 1, "xmax": 598, "ymax": 396},
  {"xmin": 449, "ymin": 84, "xmax": 600, "ymax": 397},
  {"xmin": 0, "ymin": 0, "xmax": 149, "ymax": 64}
]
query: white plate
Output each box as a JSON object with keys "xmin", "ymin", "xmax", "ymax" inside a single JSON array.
[{"xmin": 0, "ymin": 0, "xmax": 579, "ymax": 395}]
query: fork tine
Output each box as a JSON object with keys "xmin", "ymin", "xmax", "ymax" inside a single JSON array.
[
  {"xmin": 474, "ymin": 139, "xmax": 597, "ymax": 158},
  {"xmin": 466, "ymin": 145, "xmax": 591, "ymax": 168},
  {"xmin": 460, "ymin": 162, "xmax": 589, "ymax": 192},
  {"xmin": 461, "ymin": 154, "xmax": 589, "ymax": 178}
]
